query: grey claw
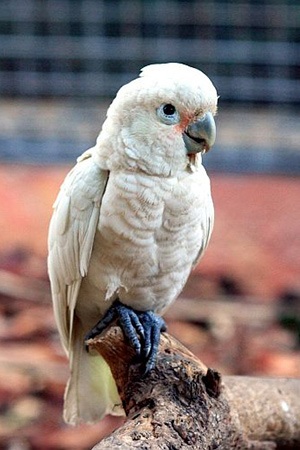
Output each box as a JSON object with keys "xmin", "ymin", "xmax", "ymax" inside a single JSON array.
[{"xmin": 85, "ymin": 300, "xmax": 166, "ymax": 373}]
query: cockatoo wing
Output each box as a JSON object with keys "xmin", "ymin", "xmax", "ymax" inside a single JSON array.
[
  {"xmin": 192, "ymin": 187, "xmax": 214, "ymax": 268},
  {"xmin": 48, "ymin": 149, "xmax": 108, "ymax": 354}
]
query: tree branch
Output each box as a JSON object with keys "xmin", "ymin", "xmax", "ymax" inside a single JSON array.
[{"xmin": 88, "ymin": 327, "xmax": 300, "ymax": 449}]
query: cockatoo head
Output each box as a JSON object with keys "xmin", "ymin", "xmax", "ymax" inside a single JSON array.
[{"xmin": 96, "ymin": 63, "xmax": 218, "ymax": 176}]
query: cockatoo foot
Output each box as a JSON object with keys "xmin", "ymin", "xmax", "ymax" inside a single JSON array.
[
  {"xmin": 138, "ymin": 309, "xmax": 167, "ymax": 374},
  {"xmin": 85, "ymin": 300, "xmax": 166, "ymax": 374}
]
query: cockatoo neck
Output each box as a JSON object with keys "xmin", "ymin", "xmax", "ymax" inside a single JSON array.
[{"xmin": 94, "ymin": 123, "xmax": 202, "ymax": 178}]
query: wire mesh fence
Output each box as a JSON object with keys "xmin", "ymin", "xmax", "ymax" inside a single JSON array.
[{"xmin": 0, "ymin": 0, "xmax": 299, "ymax": 103}]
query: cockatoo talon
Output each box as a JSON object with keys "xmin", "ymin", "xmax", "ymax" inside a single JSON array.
[
  {"xmin": 139, "ymin": 311, "xmax": 167, "ymax": 374},
  {"xmin": 85, "ymin": 300, "xmax": 166, "ymax": 371},
  {"xmin": 85, "ymin": 305, "xmax": 118, "ymax": 342},
  {"xmin": 115, "ymin": 302, "xmax": 143, "ymax": 355},
  {"xmin": 84, "ymin": 300, "xmax": 141, "ymax": 354}
]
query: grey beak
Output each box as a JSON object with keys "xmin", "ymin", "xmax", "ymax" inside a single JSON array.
[{"xmin": 183, "ymin": 112, "xmax": 216, "ymax": 154}]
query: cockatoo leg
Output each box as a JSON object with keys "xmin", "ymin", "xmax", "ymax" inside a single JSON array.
[{"xmin": 85, "ymin": 299, "xmax": 166, "ymax": 373}]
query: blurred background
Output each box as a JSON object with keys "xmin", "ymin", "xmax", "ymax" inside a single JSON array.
[{"xmin": 0, "ymin": 1, "xmax": 299, "ymax": 449}]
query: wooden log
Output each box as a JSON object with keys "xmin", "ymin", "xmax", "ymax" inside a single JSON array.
[{"xmin": 88, "ymin": 327, "xmax": 300, "ymax": 449}]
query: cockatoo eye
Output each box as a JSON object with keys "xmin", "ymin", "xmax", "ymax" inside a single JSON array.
[
  {"xmin": 162, "ymin": 104, "xmax": 176, "ymax": 115},
  {"xmin": 157, "ymin": 103, "xmax": 180, "ymax": 125}
]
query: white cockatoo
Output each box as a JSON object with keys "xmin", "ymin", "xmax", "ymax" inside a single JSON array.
[{"xmin": 48, "ymin": 62, "xmax": 218, "ymax": 425}]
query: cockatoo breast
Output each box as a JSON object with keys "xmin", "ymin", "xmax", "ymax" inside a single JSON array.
[{"xmin": 82, "ymin": 167, "xmax": 213, "ymax": 316}]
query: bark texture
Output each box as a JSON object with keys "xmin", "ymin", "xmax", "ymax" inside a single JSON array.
[{"xmin": 88, "ymin": 327, "xmax": 300, "ymax": 450}]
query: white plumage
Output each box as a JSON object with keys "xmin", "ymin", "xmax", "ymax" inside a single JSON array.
[{"xmin": 48, "ymin": 63, "xmax": 218, "ymax": 424}]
